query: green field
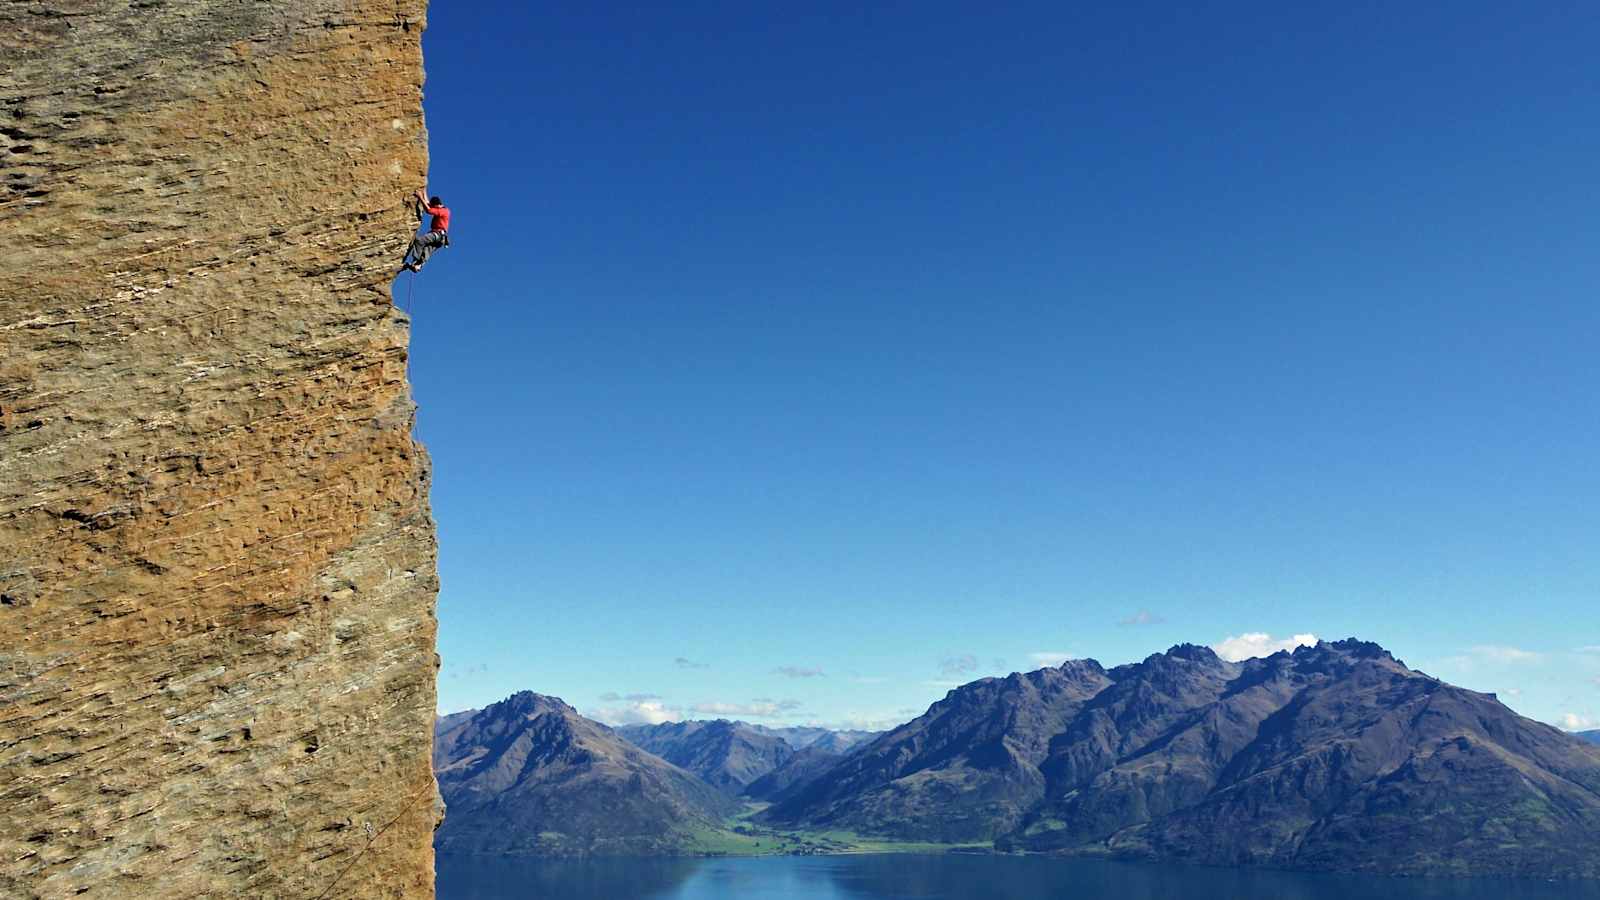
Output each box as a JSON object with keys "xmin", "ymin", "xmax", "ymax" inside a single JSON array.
[{"xmin": 678, "ymin": 804, "xmax": 993, "ymax": 857}]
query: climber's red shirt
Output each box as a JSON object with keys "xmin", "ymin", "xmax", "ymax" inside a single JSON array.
[{"xmin": 425, "ymin": 204, "xmax": 450, "ymax": 233}]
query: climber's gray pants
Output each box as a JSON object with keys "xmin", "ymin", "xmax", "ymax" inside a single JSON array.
[{"xmin": 408, "ymin": 230, "xmax": 447, "ymax": 269}]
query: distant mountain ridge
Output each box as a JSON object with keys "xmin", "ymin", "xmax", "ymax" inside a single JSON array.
[
  {"xmin": 761, "ymin": 640, "xmax": 1600, "ymax": 877},
  {"xmin": 433, "ymin": 693, "xmax": 737, "ymax": 856},
  {"xmin": 615, "ymin": 719, "xmax": 795, "ymax": 795},
  {"xmin": 614, "ymin": 720, "xmax": 879, "ymax": 795},
  {"xmin": 748, "ymin": 724, "xmax": 880, "ymax": 752},
  {"xmin": 1580, "ymin": 730, "xmax": 1600, "ymax": 746}
]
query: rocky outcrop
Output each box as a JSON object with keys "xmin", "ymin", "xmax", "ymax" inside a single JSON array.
[{"xmin": 1, "ymin": 2, "xmax": 438, "ymax": 898}]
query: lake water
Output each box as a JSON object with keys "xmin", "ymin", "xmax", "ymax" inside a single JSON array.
[{"xmin": 436, "ymin": 854, "xmax": 1600, "ymax": 900}]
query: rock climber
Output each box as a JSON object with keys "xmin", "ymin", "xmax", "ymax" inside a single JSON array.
[{"xmin": 401, "ymin": 188, "xmax": 450, "ymax": 273}]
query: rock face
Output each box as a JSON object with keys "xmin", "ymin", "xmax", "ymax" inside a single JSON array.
[
  {"xmin": 763, "ymin": 641, "xmax": 1600, "ymax": 877},
  {"xmin": 435, "ymin": 694, "xmax": 737, "ymax": 857},
  {"xmin": 0, "ymin": 3, "xmax": 438, "ymax": 898}
]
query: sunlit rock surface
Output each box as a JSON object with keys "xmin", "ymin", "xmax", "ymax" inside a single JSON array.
[{"xmin": 0, "ymin": 2, "xmax": 439, "ymax": 897}]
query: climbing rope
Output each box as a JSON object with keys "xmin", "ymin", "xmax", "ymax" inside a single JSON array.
[
  {"xmin": 402, "ymin": 271, "xmax": 418, "ymax": 382},
  {"xmin": 310, "ymin": 778, "xmax": 436, "ymax": 900}
]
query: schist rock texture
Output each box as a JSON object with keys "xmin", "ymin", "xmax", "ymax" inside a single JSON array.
[
  {"xmin": 0, "ymin": 3, "xmax": 438, "ymax": 898},
  {"xmin": 762, "ymin": 641, "xmax": 1600, "ymax": 877},
  {"xmin": 434, "ymin": 694, "xmax": 738, "ymax": 857}
]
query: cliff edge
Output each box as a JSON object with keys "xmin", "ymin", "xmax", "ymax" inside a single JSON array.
[{"xmin": 1, "ymin": 2, "xmax": 439, "ymax": 897}]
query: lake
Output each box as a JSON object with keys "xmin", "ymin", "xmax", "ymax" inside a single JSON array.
[{"xmin": 436, "ymin": 854, "xmax": 1600, "ymax": 900}]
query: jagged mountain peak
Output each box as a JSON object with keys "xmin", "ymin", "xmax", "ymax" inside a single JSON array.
[
  {"xmin": 1162, "ymin": 642, "xmax": 1223, "ymax": 664},
  {"xmin": 1106, "ymin": 644, "xmax": 1236, "ymax": 686},
  {"xmin": 490, "ymin": 690, "xmax": 576, "ymax": 717},
  {"xmin": 1307, "ymin": 636, "xmax": 1404, "ymax": 666},
  {"xmin": 1050, "ymin": 657, "xmax": 1110, "ymax": 679},
  {"xmin": 1250, "ymin": 637, "xmax": 1413, "ymax": 680}
]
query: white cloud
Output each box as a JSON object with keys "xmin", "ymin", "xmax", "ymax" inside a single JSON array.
[
  {"xmin": 938, "ymin": 654, "xmax": 978, "ymax": 677},
  {"xmin": 773, "ymin": 666, "xmax": 825, "ymax": 679},
  {"xmin": 690, "ymin": 699, "xmax": 801, "ymax": 719},
  {"xmin": 826, "ymin": 712, "xmax": 915, "ymax": 732},
  {"xmin": 1118, "ymin": 609, "xmax": 1166, "ymax": 627},
  {"xmin": 592, "ymin": 699, "xmax": 681, "ymax": 726},
  {"xmin": 1212, "ymin": 632, "xmax": 1318, "ymax": 662},
  {"xmin": 674, "ymin": 657, "xmax": 710, "ymax": 669},
  {"xmin": 1470, "ymin": 645, "xmax": 1542, "ymax": 664},
  {"xmin": 1028, "ymin": 651, "xmax": 1073, "ymax": 668},
  {"xmin": 1560, "ymin": 713, "xmax": 1598, "ymax": 732},
  {"xmin": 1436, "ymin": 645, "xmax": 1546, "ymax": 672},
  {"xmin": 1576, "ymin": 646, "xmax": 1600, "ymax": 655}
]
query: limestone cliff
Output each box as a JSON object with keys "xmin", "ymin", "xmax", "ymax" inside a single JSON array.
[{"xmin": 0, "ymin": 2, "xmax": 439, "ymax": 897}]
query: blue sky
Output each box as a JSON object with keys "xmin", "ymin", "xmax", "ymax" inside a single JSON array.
[{"xmin": 411, "ymin": 2, "xmax": 1600, "ymax": 731}]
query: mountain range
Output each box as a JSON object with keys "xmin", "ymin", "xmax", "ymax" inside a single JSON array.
[
  {"xmin": 614, "ymin": 720, "xmax": 877, "ymax": 797},
  {"xmin": 433, "ymin": 693, "xmax": 737, "ymax": 856},
  {"xmin": 614, "ymin": 720, "xmax": 795, "ymax": 795},
  {"xmin": 749, "ymin": 724, "xmax": 880, "ymax": 752},
  {"xmin": 434, "ymin": 640, "xmax": 1600, "ymax": 877},
  {"xmin": 762, "ymin": 640, "xmax": 1600, "ymax": 877}
]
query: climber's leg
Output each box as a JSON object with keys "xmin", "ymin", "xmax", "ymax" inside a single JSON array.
[{"xmin": 409, "ymin": 231, "xmax": 445, "ymax": 271}]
